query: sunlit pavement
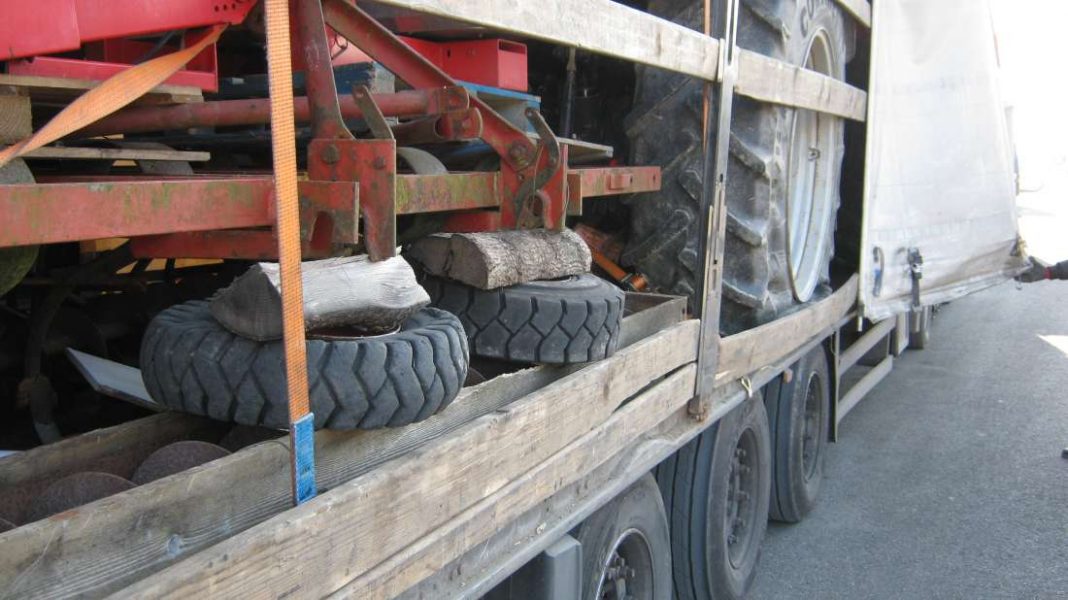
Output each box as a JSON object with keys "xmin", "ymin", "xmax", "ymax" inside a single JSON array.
[{"xmin": 750, "ymin": 183, "xmax": 1068, "ymax": 598}]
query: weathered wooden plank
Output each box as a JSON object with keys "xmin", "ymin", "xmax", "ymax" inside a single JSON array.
[
  {"xmin": 16, "ymin": 145, "xmax": 210, "ymax": 162},
  {"xmin": 735, "ymin": 49, "xmax": 868, "ymax": 121},
  {"xmin": 0, "ymin": 95, "xmax": 31, "ymax": 144},
  {"xmin": 0, "ymin": 298, "xmax": 683, "ymax": 599},
  {"xmin": 0, "ymin": 413, "xmax": 225, "ymax": 526},
  {"xmin": 114, "ymin": 320, "xmax": 700, "ymax": 599},
  {"xmin": 716, "ymin": 275, "xmax": 858, "ymax": 383},
  {"xmin": 345, "ymin": 364, "xmax": 697, "ymax": 599},
  {"xmin": 0, "ymin": 73, "xmax": 203, "ymax": 105},
  {"xmin": 369, "ymin": 0, "xmax": 719, "ymax": 81},
  {"xmin": 834, "ymin": 0, "xmax": 872, "ymax": 28}
]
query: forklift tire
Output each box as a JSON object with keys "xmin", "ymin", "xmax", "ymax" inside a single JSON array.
[
  {"xmin": 575, "ymin": 474, "xmax": 672, "ymax": 600},
  {"xmin": 766, "ymin": 345, "xmax": 830, "ymax": 523},
  {"xmin": 140, "ymin": 301, "xmax": 468, "ymax": 430},
  {"xmin": 421, "ymin": 274, "xmax": 625, "ymax": 365},
  {"xmin": 623, "ymin": 0, "xmax": 852, "ymax": 332},
  {"xmin": 656, "ymin": 395, "xmax": 771, "ymax": 600}
]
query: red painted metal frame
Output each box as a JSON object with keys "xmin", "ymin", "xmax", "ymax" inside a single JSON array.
[
  {"xmin": 0, "ymin": 178, "xmax": 275, "ymax": 247},
  {"xmin": 0, "ymin": 0, "xmax": 661, "ymax": 261},
  {"xmin": 1, "ymin": 0, "xmax": 253, "ymax": 60},
  {"xmin": 77, "ymin": 87, "xmax": 470, "ymax": 137},
  {"xmin": 128, "ymin": 178, "xmax": 357, "ymax": 260},
  {"xmin": 320, "ymin": 0, "xmax": 566, "ymax": 231},
  {"xmin": 7, "ymin": 55, "xmax": 218, "ymax": 92}
]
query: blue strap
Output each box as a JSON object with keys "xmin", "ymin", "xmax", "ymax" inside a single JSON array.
[{"xmin": 291, "ymin": 413, "xmax": 317, "ymax": 505}]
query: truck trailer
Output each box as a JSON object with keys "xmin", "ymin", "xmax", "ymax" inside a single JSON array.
[{"xmin": 0, "ymin": 0, "xmax": 1024, "ymax": 598}]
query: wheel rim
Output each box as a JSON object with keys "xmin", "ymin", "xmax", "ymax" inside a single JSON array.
[
  {"xmin": 786, "ymin": 30, "xmax": 840, "ymax": 302},
  {"xmin": 725, "ymin": 428, "xmax": 761, "ymax": 569},
  {"xmin": 595, "ymin": 528, "xmax": 655, "ymax": 600},
  {"xmin": 801, "ymin": 372, "xmax": 825, "ymax": 482}
]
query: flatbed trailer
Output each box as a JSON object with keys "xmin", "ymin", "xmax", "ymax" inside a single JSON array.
[{"xmin": 0, "ymin": 0, "xmax": 1024, "ymax": 597}]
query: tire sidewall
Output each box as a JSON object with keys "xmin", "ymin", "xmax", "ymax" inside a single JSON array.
[
  {"xmin": 780, "ymin": 347, "xmax": 831, "ymax": 518},
  {"xmin": 774, "ymin": 0, "xmax": 850, "ymax": 301},
  {"xmin": 705, "ymin": 396, "xmax": 772, "ymax": 599},
  {"xmin": 577, "ymin": 474, "xmax": 672, "ymax": 600}
]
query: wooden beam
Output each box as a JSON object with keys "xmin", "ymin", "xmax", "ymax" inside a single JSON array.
[
  {"xmin": 834, "ymin": 0, "xmax": 872, "ymax": 28},
  {"xmin": 340, "ymin": 364, "xmax": 697, "ymax": 598},
  {"xmin": 0, "ymin": 413, "xmax": 226, "ymax": 526},
  {"xmin": 735, "ymin": 49, "xmax": 867, "ymax": 121},
  {"xmin": 716, "ymin": 275, "xmax": 858, "ymax": 383},
  {"xmin": 112, "ymin": 320, "xmax": 699, "ymax": 599},
  {"xmin": 368, "ymin": 0, "xmax": 719, "ymax": 81},
  {"xmin": 16, "ymin": 145, "xmax": 210, "ymax": 162},
  {"xmin": 0, "ymin": 73, "xmax": 203, "ymax": 105},
  {"xmin": 0, "ymin": 297, "xmax": 684, "ymax": 599}
]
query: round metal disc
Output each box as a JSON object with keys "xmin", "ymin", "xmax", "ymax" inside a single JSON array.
[
  {"xmin": 132, "ymin": 440, "xmax": 231, "ymax": 485},
  {"xmin": 27, "ymin": 472, "xmax": 136, "ymax": 522}
]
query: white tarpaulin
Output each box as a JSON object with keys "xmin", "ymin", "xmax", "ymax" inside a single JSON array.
[{"xmin": 859, "ymin": 0, "xmax": 1026, "ymax": 320}]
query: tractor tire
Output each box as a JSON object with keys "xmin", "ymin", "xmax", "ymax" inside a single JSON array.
[
  {"xmin": 623, "ymin": 0, "xmax": 852, "ymax": 333},
  {"xmin": 655, "ymin": 395, "xmax": 772, "ymax": 600},
  {"xmin": 421, "ymin": 274, "xmax": 625, "ymax": 365},
  {"xmin": 140, "ymin": 301, "xmax": 468, "ymax": 430},
  {"xmin": 765, "ymin": 345, "xmax": 831, "ymax": 523},
  {"xmin": 0, "ymin": 159, "xmax": 38, "ymax": 297}
]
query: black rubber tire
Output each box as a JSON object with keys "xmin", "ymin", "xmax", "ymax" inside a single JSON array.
[
  {"xmin": 623, "ymin": 0, "xmax": 852, "ymax": 333},
  {"xmin": 140, "ymin": 301, "xmax": 468, "ymax": 430},
  {"xmin": 421, "ymin": 274, "xmax": 625, "ymax": 365},
  {"xmin": 655, "ymin": 396, "xmax": 772, "ymax": 600},
  {"xmin": 765, "ymin": 345, "xmax": 830, "ymax": 523},
  {"xmin": 575, "ymin": 474, "xmax": 672, "ymax": 600}
]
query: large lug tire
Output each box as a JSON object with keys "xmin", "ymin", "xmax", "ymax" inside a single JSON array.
[
  {"xmin": 766, "ymin": 345, "xmax": 831, "ymax": 523},
  {"xmin": 0, "ymin": 159, "xmax": 38, "ymax": 297},
  {"xmin": 421, "ymin": 273, "xmax": 625, "ymax": 365},
  {"xmin": 624, "ymin": 0, "xmax": 852, "ymax": 333},
  {"xmin": 575, "ymin": 474, "xmax": 672, "ymax": 600},
  {"xmin": 656, "ymin": 396, "xmax": 772, "ymax": 600},
  {"xmin": 140, "ymin": 301, "xmax": 469, "ymax": 430}
]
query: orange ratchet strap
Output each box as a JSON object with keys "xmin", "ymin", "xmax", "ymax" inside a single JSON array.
[
  {"xmin": 264, "ymin": 0, "xmax": 317, "ymax": 504},
  {"xmin": 0, "ymin": 25, "xmax": 225, "ymax": 168}
]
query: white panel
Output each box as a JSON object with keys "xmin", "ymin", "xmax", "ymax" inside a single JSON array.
[{"xmin": 859, "ymin": 0, "xmax": 1026, "ymax": 320}]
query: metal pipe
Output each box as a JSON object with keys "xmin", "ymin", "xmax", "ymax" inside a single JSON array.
[
  {"xmin": 559, "ymin": 48, "xmax": 577, "ymax": 138},
  {"xmin": 76, "ymin": 88, "xmax": 469, "ymax": 137}
]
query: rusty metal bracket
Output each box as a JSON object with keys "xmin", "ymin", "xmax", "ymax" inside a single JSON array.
[
  {"xmin": 692, "ymin": 0, "xmax": 740, "ymax": 420},
  {"xmin": 351, "ymin": 84, "xmax": 395, "ymax": 140}
]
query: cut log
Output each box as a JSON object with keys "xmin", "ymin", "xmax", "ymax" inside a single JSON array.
[
  {"xmin": 407, "ymin": 229, "xmax": 592, "ymax": 289},
  {"xmin": 210, "ymin": 255, "xmax": 429, "ymax": 341}
]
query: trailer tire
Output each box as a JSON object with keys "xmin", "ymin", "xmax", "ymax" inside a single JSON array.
[
  {"xmin": 575, "ymin": 474, "xmax": 672, "ymax": 600},
  {"xmin": 656, "ymin": 395, "xmax": 771, "ymax": 600},
  {"xmin": 421, "ymin": 274, "xmax": 625, "ymax": 365},
  {"xmin": 140, "ymin": 301, "xmax": 468, "ymax": 430},
  {"xmin": 766, "ymin": 346, "xmax": 830, "ymax": 523},
  {"xmin": 623, "ymin": 0, "xmax": 851, "ymax": 333}
]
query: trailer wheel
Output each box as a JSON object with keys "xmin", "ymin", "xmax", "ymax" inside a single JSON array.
[
  {"xmin": 766, "ymin": 346, "xmax": 830, "ymax": 523},
  {"xmin": 576, "ymin": 474, "xmax": 672, "ymax": 600},
  {"xmin": 421, "ymin": 273, "xmax": 625, "ymax": 365},
  {"xmin": 140, "ymin": 301, "xmax": 468, "ymax": 430},
  {"xmin": 623, "ymin": 0, "xmax": 852, "ymax": 332},
  {"xmin": 656, "ymin": 395, "xmax": 771, "ymax": 600}
]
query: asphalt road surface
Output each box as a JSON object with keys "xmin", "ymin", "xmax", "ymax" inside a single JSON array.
[{"xmin": 750, "ymin": 280, "xmax": 1068, "ymax": 599}]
